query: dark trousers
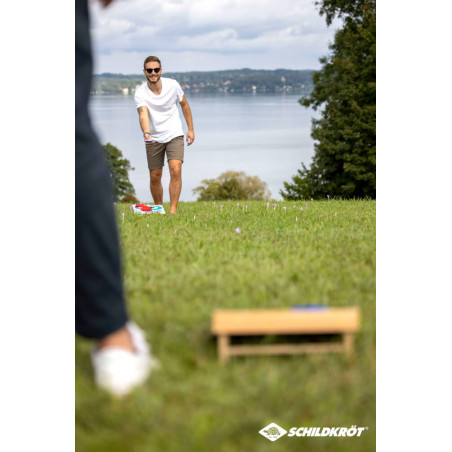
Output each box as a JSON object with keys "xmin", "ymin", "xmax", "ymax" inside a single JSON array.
[{"xmin": 75, "ymin": 0, "xmax": 128, "ymax": 339}]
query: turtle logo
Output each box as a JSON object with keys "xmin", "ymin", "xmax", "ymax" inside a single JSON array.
[{"xmin": 259, "ymin": 423, "xmax": 288, "ymax": 442}]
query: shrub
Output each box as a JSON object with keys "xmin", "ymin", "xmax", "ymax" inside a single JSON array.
[
  {"xmin": 193, "ymin": 170, "xmax": 271, "ymax": 201},
  {"xmin": 120, "ymin": 193, "xmax": 139, "ymax": 204}
]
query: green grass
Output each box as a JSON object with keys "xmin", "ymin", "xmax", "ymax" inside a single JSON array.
[{"xmin": 76, "ymin": 199, "xmax": 376, "ymax": 451}]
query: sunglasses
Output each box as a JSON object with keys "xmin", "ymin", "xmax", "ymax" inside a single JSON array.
[{"xmin": 145, "ymin": 68, "xmax": 161, "ymax": 74}]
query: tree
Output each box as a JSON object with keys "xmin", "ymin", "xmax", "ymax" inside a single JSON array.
[
  {"xmin": 193, "ymin": 170, "xmax": 271, "ymax": 201},
  {"xmin": 103, "ymin": 143, "xmax": 136, "ymax": 201},
  {"xmin": 281, "ymin": 0, "xmax": 376, "ymax": 200}
]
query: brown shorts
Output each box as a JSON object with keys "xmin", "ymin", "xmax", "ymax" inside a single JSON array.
[{"xmin": 145, "ymin": 135, "xmax": 184, "ymax": 170}]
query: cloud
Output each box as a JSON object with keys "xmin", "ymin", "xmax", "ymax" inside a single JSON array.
[{"xmin": 89, "ymin": 0, "xmax": 340, "ymax": 72}]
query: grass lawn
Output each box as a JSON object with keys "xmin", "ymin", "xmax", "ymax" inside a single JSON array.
[{"xmin": 76, "ymin": 199, "xmax": 376, "ymax": 451}]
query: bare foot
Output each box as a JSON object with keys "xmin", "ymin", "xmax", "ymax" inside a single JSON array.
[{"xmin": 97, "ymin": 326, "xmax": 135, "ymax": 352}]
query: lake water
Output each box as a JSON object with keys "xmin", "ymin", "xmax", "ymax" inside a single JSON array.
[{"xmin": 89, "ymin": 92, "xmax": 317, "ymax": 202}]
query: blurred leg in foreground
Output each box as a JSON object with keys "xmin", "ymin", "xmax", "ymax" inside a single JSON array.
[{"xmin": 75, "ymin": 0, "xmax": 157, "ymax": 396}]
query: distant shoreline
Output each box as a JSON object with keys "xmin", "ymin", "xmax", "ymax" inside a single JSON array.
[
  {"xmin": 91, "ymin": 68, "xmax": 315, "ymax": 96},
  {"xmin": 89, "ymin": 91, "xmax": 308, "ymax": 96},
  {"xmin": 93, "ymin": 68, "xmax": 316, "ymax": 77}
]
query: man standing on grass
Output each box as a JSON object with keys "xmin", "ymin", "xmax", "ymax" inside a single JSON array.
[{"xmin": 135, "ymin": 56, "xmax": 195, "ymax": 214}]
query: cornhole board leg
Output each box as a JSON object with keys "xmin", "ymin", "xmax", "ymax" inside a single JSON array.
[
  {"xmin": 218, "ymin": 335, "xmax": 230, "ymax": 365},
  {"xmin": 343, "ymin": 333, "xmax": 354, "ymax": 356}
]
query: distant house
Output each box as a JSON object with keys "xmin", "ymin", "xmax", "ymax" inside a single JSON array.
[{"xmin": 122, "ymin": 87, "xmax": 129, "ymax": 95}]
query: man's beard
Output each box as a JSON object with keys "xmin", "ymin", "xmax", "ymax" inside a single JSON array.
[{"xmin": 147, "ymin": 75, "xmax": 160, "ymax": 84}]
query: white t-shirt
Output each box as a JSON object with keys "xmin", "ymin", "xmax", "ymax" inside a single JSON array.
[{"xmin": 134, "ymin": 78, "xmax": 185, "ymax": 143}]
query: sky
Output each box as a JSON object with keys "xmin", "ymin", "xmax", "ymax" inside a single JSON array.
[{"xmin": 90, "ymin": 0, "xmax": 341, "ymax": 74}]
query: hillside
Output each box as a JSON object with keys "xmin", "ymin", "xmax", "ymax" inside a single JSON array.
[{"xmin": 92, "ymin": 68, "xmax": 314, "ymax": 95}]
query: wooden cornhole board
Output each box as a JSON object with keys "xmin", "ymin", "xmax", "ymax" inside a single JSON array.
[{"xmin": 211, "ymin": 307, "xmax": 360, "ymax": 364}]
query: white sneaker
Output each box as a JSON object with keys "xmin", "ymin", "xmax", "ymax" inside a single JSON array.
[{"xmin": 91, "ymin": 322, "xmax": 159, "ymax": 397}]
